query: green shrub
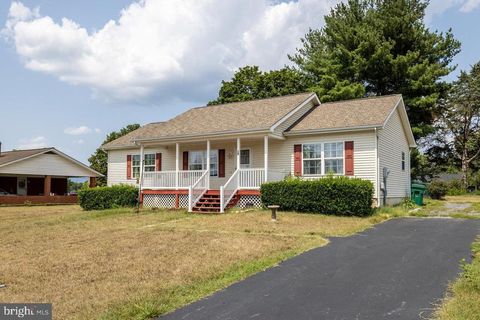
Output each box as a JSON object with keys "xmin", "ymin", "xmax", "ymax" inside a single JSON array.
[
  {"xmin": 447, "ymin": 179, "xmax": 467, "ymax": 196},
  {"xmin": 260, "ymin": 176, "xmax": 374, "ymax": 216},
  {"xmin": 78, "ymin": 185, "xmax": 138, "ymax": 211},
  {"xmin": 427, "ymin": 180, "xmax": 449, "ymax": 199}
]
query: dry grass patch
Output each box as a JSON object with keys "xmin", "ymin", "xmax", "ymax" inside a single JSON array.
[
  {"xmin": 435, "ymin": 239, "xmax": 480, "ymax": 320},
  {"xmin": 0, "ymin": 205, "xmax": 384, "ymax": 320}
]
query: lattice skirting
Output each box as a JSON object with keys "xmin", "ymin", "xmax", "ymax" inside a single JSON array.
[
  {"xmin": 235, "ymin": 195, "xmax": 262, "ymax": 209},
  {"xmin": 142, "ymin": 194, "xmax": 189, "ymax": 209},
  {"xmin": 178, "ymin": 195, "xmax": 189, "ymax": 208},
  {"xmin": 143, "ymin": 194, "xmax": 175, "ymax": 208}
]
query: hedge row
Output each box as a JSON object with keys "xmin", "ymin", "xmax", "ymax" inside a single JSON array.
[
  {"xmin": 78, "ymin": 185, "xmax": 138, "ymax": 211},
  {"xmin": 260, "ymin": 177, "xmax": 374, "ymax": 216}
]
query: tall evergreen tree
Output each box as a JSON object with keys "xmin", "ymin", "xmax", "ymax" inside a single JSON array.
[
  {"xmin": 290, "ymin": 0, "xmax": 461, "ymax": 138},
  {"xmin": 89, "ymin": 124, "xmax": 140, "ymax": 186}
]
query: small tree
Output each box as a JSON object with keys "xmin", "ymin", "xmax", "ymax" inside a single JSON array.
[
  {"xmin": 435, "ymin": 63, "xmax": 480, "ymax": 188},
  {"xmin": 209, "ymin": 66, "xmax": 308, "ymax": 105},
  {"xmin": 88, "ymin": 124, "xmax": 140, "ymax": 186}
]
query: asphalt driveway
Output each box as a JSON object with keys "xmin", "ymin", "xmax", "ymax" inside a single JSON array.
[{"xmin": 161, "ymin": 218, "xmax": 480, "ymax": 320}]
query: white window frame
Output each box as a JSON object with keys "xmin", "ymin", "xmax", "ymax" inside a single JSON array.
[
  {"xmin": 131, "ymin": 153, "xmax": 155, "ymax": 179},
  {"xmin": 188, "ymin": 149, "xmax": 219, "ymax": 177},
  {"xmin": 240, "ymin": 148, "xmax": 252, "ymax": 169},
  {"xmin": 301, "ymin": 142, "xmax": 345, "ymax": 176},
  {"xmin": 144, "ymin": 154, "xmax": 156, "ymax": 172},
  {"xmin": 302, "ymin": 143, "xmax": 323, "ymax": 176},
  {"xmin": 323, "ymin": 142, "xmax": 345, "ymax": 175},
  {"xmin": 401, "ymin": 151, "xmax": 406, "ymax": 171}
]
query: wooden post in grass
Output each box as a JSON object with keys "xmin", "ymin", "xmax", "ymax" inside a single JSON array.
[{"xmin": 268, "ymin": 205, "xmax": 279, "ymax": 221}]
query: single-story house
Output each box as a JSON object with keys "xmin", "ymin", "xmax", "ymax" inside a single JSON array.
[
  {"xmin": 103, "ymin": 92, "xmax": 416, "ymax": 212},
  {"xmin": 0, "ymin": 147, "xmax": 103, "ymax": 205}
]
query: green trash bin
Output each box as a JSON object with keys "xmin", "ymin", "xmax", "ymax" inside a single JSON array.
[{"xmin": 411, "ymin": 183, "xmax": 426, "ymax": 206}]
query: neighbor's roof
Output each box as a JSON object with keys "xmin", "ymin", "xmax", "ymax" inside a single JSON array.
[
  {"xmin": 0, "ymin": 148, "xmax": 52, "ymax": 166},
  {"xmin": 287, "ymin": 94, "xmax": 402, "ymax": 133},
  {"xmin": 103, "ymin": 92, "xmax": 316, "ymax": 149},
  {"xmin": 0, "ymin": 147, "xmax": 103, "ymax": 177}
]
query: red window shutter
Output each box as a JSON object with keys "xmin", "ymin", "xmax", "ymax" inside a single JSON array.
[
  {"xmin": 218, "ymin": 149, "xmax": 225, "ymax": 177},
  {"xmin": 183, "ymin": 151, "xmax": 189, "ymax": 170},
  {"xmin": 126, "ymin": 155, "xmax": 132, "ymax": 179},
  {"xmin": 155, "ymin": 153, "xmax": 162, "ymax": 171},
  {"xmin": 294, "ymin": 144, "xmax": 302, "ymax": 176},
  {"xmin": 345, "ymin": 141, "xmax": 354, "ymax": 176}
]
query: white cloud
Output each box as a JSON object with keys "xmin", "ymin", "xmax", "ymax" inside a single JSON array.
[
  {"xmin": 3, "ymin": 0, "xmax": 340, "ymax": 103},
  {"xmin": 64, "ymin": 126, "xmax": 92, "ymax": 135},
  {"xmin": 425, "ymin": 0, "xmax": 479, "ymax": 21},
  {"xmin": 94, "ymin": 128, "xmax": 101, "ymax": 133},
  {"xmin": 75, "ymin": 139, "xmax": 85, "ymax": 144},
  {"xmin": 17, "ymin": 136, "xmax": 48, "ymax": 149},
  {"xmin": 460, "ymin": 0, "xmax": 480, "ymax": 12}
]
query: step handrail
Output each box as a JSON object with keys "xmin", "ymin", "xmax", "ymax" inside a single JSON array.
[
  {"xmin": 220, "ymin": 169, "xmax": 239, "ymax": 213},
  {"xmin": 188, "ymin": 170, "xmax": 209, "ymax": 212}
]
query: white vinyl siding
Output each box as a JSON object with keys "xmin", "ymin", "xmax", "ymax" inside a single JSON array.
[
  {"xmin": 378, "ymin": 108, "xmax": 411, "ymax": 203},
  {"xmin": 0, "ymin": 153, "xmax": 97, "ymax": 177},
  {"xmin": 268, "ymin": 130, "xmax": 378, "ymax": 199},
  {"xmin": 107, "ymin": 131, "xmax": 379, "ymax": 201}
]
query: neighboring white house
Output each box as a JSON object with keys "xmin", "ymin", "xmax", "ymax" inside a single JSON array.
[
  {"xmin": 0, "ymin": 147, "xmax": 103, "ymax": 205},
  {"xmin": 103, "ymin": 93, "xmax": 416, "ymax": 212}
]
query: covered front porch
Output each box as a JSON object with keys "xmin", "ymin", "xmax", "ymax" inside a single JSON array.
[{"xmin": 137, "ymin": 135, "xmax": 286, "ymax": 212}]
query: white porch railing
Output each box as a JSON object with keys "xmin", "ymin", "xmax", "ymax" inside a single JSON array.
[
  {"xmin": 142, "ymin": 170, "xmax": 206, "ymax": 189},
  {"xmin": 188, "ymin": 170, "xmax": 209, "ymax": 212},
  {"xmin": 238, "ymin": 168, "xmax": 264, "ymax": 189},
  {"xmin": 220, "ymin": 168, "xmax": 287, "ymax": 212},
  {"xmin": 220, "ymin": 169, "xmax": 239, "ymax": 213}
]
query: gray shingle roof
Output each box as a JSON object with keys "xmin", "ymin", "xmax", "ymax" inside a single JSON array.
[
  {"xmin": 103, "ymin": 93, "xmax": 315, "ymax": 149},
  {"xmin": 287, "ymin": 94, "xmax": 402, "ymax": 133}
]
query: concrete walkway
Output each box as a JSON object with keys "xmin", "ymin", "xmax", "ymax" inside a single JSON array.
[{"xmin": 160, "ymin": 218, "xmax": 480, "ymax": 320}]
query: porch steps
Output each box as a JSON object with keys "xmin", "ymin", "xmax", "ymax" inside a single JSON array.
[{"xmin": 192, "ymin": 190, "xmax": 239, "ymax": 213}]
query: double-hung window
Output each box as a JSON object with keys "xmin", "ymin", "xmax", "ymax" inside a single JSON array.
[
  {"xmin": 240, "ymin": 149, "xmax": 251, "ymax": 168},
  {"xmin": 132, "ymin": 154, "xmax": 156, "ymax": 179},
  {"xmin": 324, "ymin": 142, "xmax": 344, "ymax": 174},
  {"xmin": 302, "ymin": 142, "xmax": 344, "ymax": 175},
  {"xmin": 303, "ymin": 144, "xmax": 322, "ymax": 175},
  {"xmin": 144, "ymin": 154, "xmax": 156, "ymax": 172},
  {"xmin": 401, "ymin": 152, "xmax": 406, "ymax": 171},
  {"xmin": 132, "ymin": 155, "xmax": 141, "ymax": 179},
  {"xmin": 189, "ymin": 150, "xmax": 218, "ymax": 177}
]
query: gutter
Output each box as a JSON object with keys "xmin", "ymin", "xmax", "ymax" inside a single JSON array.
[{"xmin": 284, "ymin": 125, "xmax": 383, "ymax": 136}]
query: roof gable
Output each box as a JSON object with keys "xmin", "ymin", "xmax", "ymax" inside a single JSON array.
[
  {"xmin": 287, "ymin": 95, "xmax": 402, "ymax": 133},
  {"xmin": 0, "ymin": 148, "xmax": 103, "ymax": 177}
]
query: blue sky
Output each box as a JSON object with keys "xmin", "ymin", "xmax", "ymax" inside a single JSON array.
[{"xmin": 0, "ymin": 0, "xmax": 479, "ymax": 164}]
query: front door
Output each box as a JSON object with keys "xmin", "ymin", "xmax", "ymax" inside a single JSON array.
[{"xmin": 17, "ymin": 177, "xmax": 27, "ymax": 195}]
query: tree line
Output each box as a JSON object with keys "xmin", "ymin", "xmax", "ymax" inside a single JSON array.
[{"xmin": 90, "ymin": 0, "xmax": 480, "ymax": 189}]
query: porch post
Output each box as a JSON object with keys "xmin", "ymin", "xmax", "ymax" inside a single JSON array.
[
  {"xmin": 139, "ymin": 144, "xmax": 144, "ymax": 188},
  {"xmin": 264, "ymin": 135, "xmax": 268, "ymax": 182},
  {"xmin": 175, "ymin": 143, "xmax": 179, "ymax": 190},
  {"xmin": 206, "ymin": 140, "xmax": 211, "ymax": 189},
  {"xmin": 44, "ymin": 175, "xmax": 51, "ymax": 196},
  {"xmin": 236, "ymin": 138, "xmax": 241, "ymax": 170}
]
